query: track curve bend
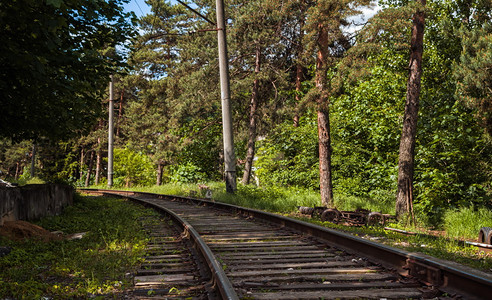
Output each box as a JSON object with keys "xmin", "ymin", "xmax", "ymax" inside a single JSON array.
[{"xmin": 80, "ymin": 189, "xmax": 492, "ymax": 299}]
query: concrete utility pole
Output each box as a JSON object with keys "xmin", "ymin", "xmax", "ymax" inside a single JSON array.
[
  {"xmin": 216, "ymin": 0, "xmax": 236, "ymax": 193},
  {"xmin": 107, "ymin": 75, "xmax": 114, "ymax": 188}
]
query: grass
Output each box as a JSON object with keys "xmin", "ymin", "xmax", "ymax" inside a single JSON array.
[
  {"xmin": 444, "ymin": 206, "xmax": 492, "ymax": 240},
  {"xmin": 96, "ymin": 181, "xmax": 492, "ymax": 272},
  {"xmin": 103, "ymin": 182, "xmax": 386, "ymax": 213},
  {"xmin": 0, "ymin": 194, "xmax": 157, "ymax": 299},
  {"xmin": 299, "ymin": 217, "xmax": 492, "ymax": 272},
  {"xmin": 8, "ymin": 176, "xmax": 46, "ymax": 186}
]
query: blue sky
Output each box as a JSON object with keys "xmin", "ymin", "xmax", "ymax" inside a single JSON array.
[
  {"xmin": 123, "ymin": 1, "xmax": 380, "ymax": 22},
  {"xmin": 123, "ymin": 0, "xmax": 151, "ymax": 18}
]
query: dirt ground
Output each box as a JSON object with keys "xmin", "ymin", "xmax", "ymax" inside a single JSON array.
[{"xmin": 0, "ymin": 220, "xmax": 63, "ymax": 242}]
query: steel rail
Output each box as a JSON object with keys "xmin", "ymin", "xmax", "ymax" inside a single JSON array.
[
  {"xmin": 92, "ymin": 190, "xmax": 238, "ymax": 300},
  {"xmin": 80, "ymin": 189, "xmax": 492, "ymax": 299}
]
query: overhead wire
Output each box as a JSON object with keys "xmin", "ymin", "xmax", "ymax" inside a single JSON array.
[
  {"xmin": 175, "ymin": 0, "xmax": 216, "ymax": 26},
  {"xmin": 133, "ymin": 0, "xmax": 145, "ymax": 16}
]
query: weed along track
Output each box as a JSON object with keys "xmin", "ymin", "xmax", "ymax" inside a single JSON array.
[{"xmin": 80, "ymin": 189, "xmax": 492, "ymax": 299}]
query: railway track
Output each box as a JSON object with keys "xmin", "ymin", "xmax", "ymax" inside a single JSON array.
[
  {"xmin": 132, "ymin": 214, "xmax": 212, "ymax": 299},
  {"xmin": 80, "ymin": 189, "xmax": 492, "ymax": 299}
]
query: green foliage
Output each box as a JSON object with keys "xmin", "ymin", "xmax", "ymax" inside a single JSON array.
[
  {"xmin": 174, "ymin": 120, "xmax": 224, "ymax": 182},
  {"xmin": 410, "ymin": 10, "xmax": 492, "ymax": 225},
  {"xmin": 0, "ymin": 194, "xmax": 153, "ymax": 298},
  {"xmin": 256, "ymin": 115, "xmax": 319, "ymax": 190},
  {"xmin": 169, "ymin": 162, "xmax": 207, "ymax": 184},
  {"xmin": 13, "ymin": 168, "xmax": 46, "ymax": 186},
  {"xmin": 17, "ymin": 166, "xmax": 34, "ymax": 184},
  {"xmin": 331, "ymin": 53, "xmax": 405, "ymax": 198},
  {"xmin": 0, "ymin": 139, "xmax": 31, "ymax": 179},
  {"xmin": 453, "ymin": 22, "xmax": 492, "ymax": 134},
  {"xmin": 127, "ymin": 0, "xmax": 227, "ymax": 183},
  {"xmin": 113, "ymin": 148, "xmax": 155, "ymax": 187},
  {"xmin": 0, "ymin": 0, "xmax": 135, "ymax": 140},
  {"xmin": 329, "ymin": 0, "xmax": 491, "ymax": 226},
  {"xmin": 444, "ymin": 206, "xmax": 492, "ymax": 240}
]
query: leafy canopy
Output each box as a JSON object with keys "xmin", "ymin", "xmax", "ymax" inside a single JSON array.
[{"xmin": 0, "ymin": 0, "xmax": 135, "ymax": 141}]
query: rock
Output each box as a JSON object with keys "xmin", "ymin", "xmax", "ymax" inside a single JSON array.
[{"xmin": 66, "ymin": 232, "xmax": 87, "ymax": 240}]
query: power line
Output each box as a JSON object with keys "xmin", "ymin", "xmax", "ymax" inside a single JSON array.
[
  {"xmin": 175, "ymin": 0, "xmax": 216, "ymax": 26},
  {"xmin": 133, "ymin": 0, "xmax": 145, "ymax": 16}
]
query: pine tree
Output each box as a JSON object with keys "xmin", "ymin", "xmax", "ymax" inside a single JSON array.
[
  {"xmin": 454, "ymin": 22, "xmax": 492, "ymax": 135},
  {"xmin": 0, "ymin": 0, "xmax": 134, "ymax": 141},
  {"xmin": 395, "ymin": 0, "xmax": 426, "ymax": 218},
  {"xmin": 304, "ymin": 0, "xmax": 372, "ymax": 207},
  {"xmin": 228, "ymin": 0, "xmax": 288, "ymax": 184}
]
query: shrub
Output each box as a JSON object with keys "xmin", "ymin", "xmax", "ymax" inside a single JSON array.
[
  {"xmin": 169, "ymin": 162, "xmax": 207, "ymax": 184},
  {"xmin": 112, "ymin": 148, "xmax": 155, "ymax": 187}
]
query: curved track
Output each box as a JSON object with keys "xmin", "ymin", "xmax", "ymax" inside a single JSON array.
[
  {"xmin": 132, "ymin": 214, "xmax": 212, "ymax": 299},
  {"xmin": 81, "ymin": 189, "xmax": 492, "ymax": 299}
]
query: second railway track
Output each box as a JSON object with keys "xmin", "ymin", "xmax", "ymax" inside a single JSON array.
[{"xmin": 81, "ymin": 189, "xmax": 492, "ymax": 299}]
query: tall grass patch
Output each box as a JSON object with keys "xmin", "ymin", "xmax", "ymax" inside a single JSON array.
[
  {"xmin": 211, "ymin": 184, "xmax": 319, "ymax": 212},
  {"xmin": 126, "ymin": 182, "xmax": 394, "ymax": 214},
  {"xmin": 444, "ymin": 206, "xmax": 492, "ymax": 240},
  {"xmin": 333, "ymin": 191, "xmax": 395, "ymax": 214}
]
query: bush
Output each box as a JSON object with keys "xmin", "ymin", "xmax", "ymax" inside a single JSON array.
[
  {"xmin": 112, "ymin": 148, "xmax": 155, "ymax": 187},
  {"xmin": 169, "ymin": 162, "xmax": 207, "ymax": 184}
]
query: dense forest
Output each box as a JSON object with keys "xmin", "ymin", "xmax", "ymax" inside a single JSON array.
[{"xmin": 1, "ymin": 0, "xmax": 491, "ymax": 227}]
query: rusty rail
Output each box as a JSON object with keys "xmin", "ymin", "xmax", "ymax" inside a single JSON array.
[
  {"xmin": 80, "ymin": 189, "xmax": 492, "ymax": 299},
  {"xmin": 84, "ymin": 189, "xmax": 238, "ymax": 300}
]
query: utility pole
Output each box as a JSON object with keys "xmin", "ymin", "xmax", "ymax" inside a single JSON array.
[
  {"xmin": 175, "ymin": 0, "xmax": 236, "ymax": 193},
  {"xmin": 216, "ymin": 0, "xmax": 236, "ymax": 193},
  {"xmin": 107, "ymin": 75, "xmax": 114, "ymax": 188}
]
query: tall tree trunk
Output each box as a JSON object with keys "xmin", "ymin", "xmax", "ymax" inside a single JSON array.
[
  {"xmin": 95, "ymin": 138, "xmax": 102, "ymax": 185},
  {"xmin": 156, "ymin": 161, "xmax": 164, "ymax": 186},
  {"xmin": 396, "ymin": 0, "xmax": 426, "ymax": 217},
  {"xmin": 79, "ymin": 148, "xmax": 85, "ymax": 179},
  {"xmin": 85, "ymin": 151, "xmax": 94, "ymax": 187},
  {"xmin": 242, "ymin": 45, "xmax": 261, "ymax": 185},
  {"xmin": 316, "ymin": 24, "xmax": 334, "ymax": 207},
  {"xmin": 294, "ymin": 2, "xmax": 305, "ymax": 128},
  {"xmin": 15, "ymin": 162, "xmax": 21, "ymax": 180}
]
